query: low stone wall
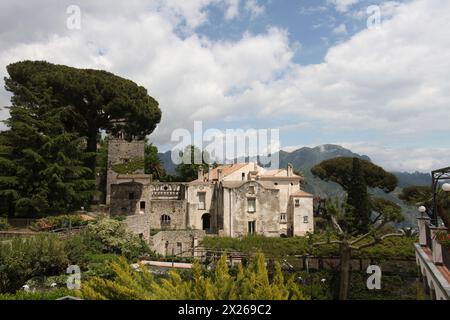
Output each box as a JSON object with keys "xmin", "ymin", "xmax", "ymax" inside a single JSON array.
[{"xmin": 151, "ymin": 230, "xmax": 205, "ymax": 257}]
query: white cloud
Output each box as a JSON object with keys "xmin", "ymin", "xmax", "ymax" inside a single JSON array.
[
  {"xmin": 328, "ymin": 0, "xmax": 359, "ymax": 13},
  {"xmin": 0, "ymin": 0, "xmax": 449, "ymax": 172},
  {"xmin": 351, "ymin": 1, "xmax": 402, "ymax": 21},
  {"xmin": 333, "ymin": 23, "xmax": 348, "ymax": 35},
  {"xmin": 335, "ymin": 142, "xmax": 450, "ymax": 173},
  {"xmin": 224, "ymin": 0, "xmax": 240, "ymax": 21},
  {"xmin": 244, "ymin": 0, "xmax": 265, "ymax": 18}
]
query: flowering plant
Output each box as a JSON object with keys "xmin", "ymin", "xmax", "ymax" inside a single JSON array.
[{"xmin": 434, "ymin": 231, "xmax": 450, "ymax": 248}]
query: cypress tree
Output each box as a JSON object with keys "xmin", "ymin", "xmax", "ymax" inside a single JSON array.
[{"xmin": 346, "ymin": 157, "xmax": 371, "ymax": 234}]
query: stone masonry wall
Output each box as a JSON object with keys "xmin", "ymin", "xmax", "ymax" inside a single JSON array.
[
  {"xmin": 106, "ymin": 138, "xmax": 145, "ymax": 204},
  {"xmin": 149, "ymin": 200, "xmax": 187, "ymax": 230},
  {"xmin": 124, "ymin": 214, "xmax": 151, "ymax": 242},
  {"xmin": 151, "ymin": 230, "xmax": 205, "ymax": 257}
]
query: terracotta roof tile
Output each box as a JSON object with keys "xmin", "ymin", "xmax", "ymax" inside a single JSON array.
[
  {"xmin": 198, "ymin": 163, "xmax": 249, "ymax": 181},
  {"xmin": 290, "ymin": 190, "xmax": 314, "ymax": 198}
]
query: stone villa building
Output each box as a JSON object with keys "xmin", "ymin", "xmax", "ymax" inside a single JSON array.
[{"xmin": 106, "ymin": 130, "xmax": 314, "ymax": 256}]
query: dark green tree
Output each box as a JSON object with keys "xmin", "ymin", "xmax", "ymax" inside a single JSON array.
[
  {"xmin": 311, "ymin": 158, "xmax": 404, "ymax": 299},
  {"xmin": 0, "ymin": 104, "xmax": 96, "ymax": 216},
  {"xmin": 346, "ymin": 158, "xmax": 371, "ymax": 234},
  {"xmin": 4, "ymin": 60, "xmax": 161, "ymax": 172},
  {"xmin": 400, "ymin": 185, "xmax": 450, "ymax": 228},
  {"xmin": 175, "ymin": 145, "xmax": 210, "ymax": 182},
  {"xmin": 144, "ymin": 143, "xmax": 166, "ymax": 181},
  {"xmin": 311, "ymin": 157, "xmax": 397, "ymax": 192},
  {"xmin": 1, "ymin": 60, "xmax": 161, "ymax": 216},
  {"xmin": 313, "ymin": 199, "xmax": 403, "ymax": 300},
  {"xmin": 311, "ymin": 157, "xmax": 398, "ymax": 234}
]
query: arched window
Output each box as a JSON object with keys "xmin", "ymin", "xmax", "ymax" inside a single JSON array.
[{"xmin": 161, "ymin": 214, "xmax": 171, "ymax": 228}]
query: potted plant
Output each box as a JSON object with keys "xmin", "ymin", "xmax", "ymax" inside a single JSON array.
[{"xmin": 434, "ymin": 231, "xmax": 450, "ymax": 269}]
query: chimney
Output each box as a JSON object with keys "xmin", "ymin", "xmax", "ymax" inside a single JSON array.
[
  {"xmin": 198, "ymin": 168, "xmax": 204, "ymax": 181},
  {"xmin": 287, "ymin": 163, "xmax": 293, "ymax": 177},
  {"xmin": 217, "ymin": 168, "xmax": 223, "ymax": 182},
  {"xmin": 207, "ymin": 166, "xmax": 212, "ymax": 182}
]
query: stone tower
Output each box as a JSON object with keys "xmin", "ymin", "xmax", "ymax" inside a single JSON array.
[{"xmin": 106, "ymin": 120, "xmax": 147, "ymax": 204}]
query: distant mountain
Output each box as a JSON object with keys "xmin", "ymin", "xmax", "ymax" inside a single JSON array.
[
  {"xmin": 275, "ymin": 144, "xmax": 371, "ymax": 198},
  {"xmin": 158, "ymin": 150, "xmax": 177, "ymax": 175},
  {"xmin": 158, "ymin": 144, "xmax": 431, "ymax": 227},
  {"xmin": 392, "ymin": 171, "xmax": 431, "ymax": 188}
]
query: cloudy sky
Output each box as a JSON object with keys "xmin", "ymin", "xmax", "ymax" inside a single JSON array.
[{"xmin": 0, "ymin": 0, "xmax": 449, "ymax": 172}]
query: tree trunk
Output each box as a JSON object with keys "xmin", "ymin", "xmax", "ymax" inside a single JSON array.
[{"xmin": 339, "ymin": 242, "xmax": 351, "ymax": 300}]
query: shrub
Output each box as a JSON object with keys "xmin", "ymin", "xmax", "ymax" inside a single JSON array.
[
  {"xmin": 111, "ymin": 158, "xmax": 145, "ymax": 174},
  {"xmin": 84, "ymin": 253, "xmax": 120, "ymax": 279},
  {"xmin": 32, "ymin": 214, "xmax": 88, "ymax": 231},
  {"xmin": 0, "ymin": 288, "xmax": 72, "ymax": 300},
  {"xmin": 0, "ymin": 217, "xmax": 10, "ymax": 230},
  {"xmin": 25, "ymin": 274, "xmax": 69, "ymax": 290},
  {"xmin": 85, "ymin": 218, "xmax": 152, "ymax": 260},
  {"xmin": 79, "ymin": 253, "xmax": 308, "ymax": 300},
  {"xmin": 64, "ymin": 229, "xmax": 104, "ymax": 267},
  {"xmin": 0, "ymin": 234, "xmax": 68, "ymax": 293}
]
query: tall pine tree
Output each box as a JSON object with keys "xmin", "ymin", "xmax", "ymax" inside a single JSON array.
[
  {"xmin": 346, "ymin": 157, "xmax": 371, "ymax": 234},
  {"xmin": 0, "ymin": 104, "xmax": 96, "ymax": 217}
]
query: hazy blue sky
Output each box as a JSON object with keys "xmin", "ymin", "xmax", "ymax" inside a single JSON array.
[{"xmin": 0, "ymin": 0, "xmax": 449, "ymax": 172}]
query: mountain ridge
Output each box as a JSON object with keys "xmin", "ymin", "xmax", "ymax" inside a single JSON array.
[{"xmin": 158, "ymin": 144, "xmax": 430, "ymax": 227}]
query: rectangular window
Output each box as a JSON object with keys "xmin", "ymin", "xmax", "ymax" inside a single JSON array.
[
  {"xmin": 295, "ymin": 199, "xmax": 300, "ymax": 207},
  {"xmin": 303, "ymin": 216, "xmax": 309, "ymax": 224},
  {"xmin": 280, "ymin": 213, "xmax": 287, "ymax": 222},
  {"xmin": 247, "ymin": 198, "xmax": 256, "ymax": 213},
  {"xmin": 198, "ymin": 192, "xmax": 206, "ymax": 210},
  {"xmin": 177, "ymin": 242, "xmax": 182, "ymax": 255},
  {"xmin": 248, "ymin": 221, "xmax": 256, "ymax": 234},
  {"xmin": 140, "ymin": 201, "xmax": 146, "ymax": 209}
]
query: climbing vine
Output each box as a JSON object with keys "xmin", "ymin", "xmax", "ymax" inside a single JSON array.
[{"xmin": 111, "ymin": 158, "xmax": 145, "ymax": 174}]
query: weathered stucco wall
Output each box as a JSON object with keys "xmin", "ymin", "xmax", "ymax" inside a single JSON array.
[
  {"xmin": 186, "ymin": 182, "xmax": 215, "ymax": 231},
  {"xmin": 290, "ymin": 196, "xmax": 314, "ymax": 236},
  {"xmin": 222, "ymin": 181, "xmax": 281, "ymax": 237}
]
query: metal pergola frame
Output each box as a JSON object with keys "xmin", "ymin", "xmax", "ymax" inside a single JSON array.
[{"xmin": 431, "ymin": 166, "xmax": 450, "ymax": 226}]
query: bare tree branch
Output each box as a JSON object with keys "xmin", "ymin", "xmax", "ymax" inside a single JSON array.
[
  {"xmin": 350, "ymin": 221, "xmax": 387, "ymax": 246},
  {"xmin": 331, "ymin": 215, "xmax": 344, "ymax": 235},
  {"xmin": 371, "ymin": 213, "xmax": 383, "ymax": 225}
]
